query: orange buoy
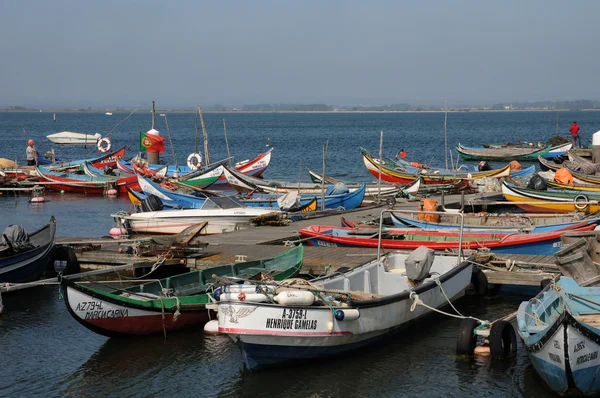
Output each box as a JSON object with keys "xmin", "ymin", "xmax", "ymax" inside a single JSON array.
[{"xmin": 474, "ymin": 345, "xmax": 491, "ymax": 356}]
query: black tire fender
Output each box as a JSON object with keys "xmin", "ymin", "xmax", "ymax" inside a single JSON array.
[
  {"xmin": 456, "ymin": 318, "xmax": 479, "ymax": 356},
  {"xmin": 470, "ymin": 267, "xmax": 488, "ymax": 296},
  {"xmin": 489, "ymin": 320, "xmax": 517, "ymax": 358}
]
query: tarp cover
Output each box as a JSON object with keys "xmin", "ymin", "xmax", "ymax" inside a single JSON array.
[
  {"xmin": 277, "ymin": 191, "xmax": 300, "ymax": 211},
  {"xmin": 405, "ymin": 246, "xmax": 435, "ymax": 281},
  {"xmin": 325, "ymin": 183, "xmax": 349, "ymax": 196},
  {"xmin": 0, "ymin": 225, "xmax": 33, "ymax": 252}
]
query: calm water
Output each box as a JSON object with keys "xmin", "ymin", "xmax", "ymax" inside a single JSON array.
[{"xmin": 1, "ymin": 111, "xmax": 599, "ymax": 397}]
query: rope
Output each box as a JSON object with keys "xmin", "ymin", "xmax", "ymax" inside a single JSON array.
[
  {"xmin": 57, "ymin": 273, "xmax": 63, "ymax": 300},
  {"xmin": 409, "ymin": 291, "xmax": 487, "ymax": 326}
]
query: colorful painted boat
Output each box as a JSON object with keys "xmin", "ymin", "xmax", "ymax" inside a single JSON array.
[
  {"xmin": 517, "ymin": 277, "xmax": 600, "ymax": 395},
  {"xmin": 0, "ymin": 217, "xmax": 56, "ymax": 283},
  {"xmin": 501, "ymin": 181, "xmax": 600, "ymax": 214},
  {"xmin": 456, "ymin": 142, "xmax": 571, "ymax": 161},
  {"xmin": 389, "ymin": 212, "xmax": 600, "ymax": 234},
  {"xmin": 361, "ymin": 148, "xmax": 511, "ymax": 185},
  {"xmin": 547, "ymin": 180, "xmax": 600, "ymax": 193},
  {"xmin": 217, "ymin": 250, "xmax": 472, "ymax": 370},
  {"xmin": 35, "ymin": 166, "xmax": 138, "ymax": 194},
  {"xmin": 45, "ymin": 146, "xmax": 126, "ymax": 172},
  {"xmin": 223, "ymin": 164, "xmax": 412, "ymax": 202},
  {"xmin": 298, "ymin": 224, "xmax": 596, "ymax": 254},
  {"xmin": 62, "ymin": 245, "xmax": 303, "ymax": 337}
]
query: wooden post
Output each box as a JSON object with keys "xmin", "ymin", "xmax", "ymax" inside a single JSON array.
[
  {"xmin": 163, "ymin": 115, "xmax": 178, "ymax": 175},
  {"xmin": 223, "ymin": 119, "xmax": 231, "ymax": 166},
  {"xmin": 444, "ymin": 100, "xmax": 448, "ymax": 170},
  {"xmin": 151, "ymin": 101, "xmax": 155, "ymax": 130},
  {"xmin": 198, "ymin": 107, "xmax": 210, "ymax": 166}
]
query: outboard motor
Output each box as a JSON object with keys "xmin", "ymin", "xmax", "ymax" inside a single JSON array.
[{"xmin": 405, "ymin": 246, "xmax": 435, "ymax": 283}]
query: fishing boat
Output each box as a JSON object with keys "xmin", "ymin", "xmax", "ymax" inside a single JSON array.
[
  {"xmin": 47, "ymin": 131, "xmax": 103, "ymax": 145},
  {"xmin": 62, "ymin": 245, "xmax": 303, "ymax": 337},
  {"xmin": 0, "ymin": 217, "xmax": 56, "ymax": 283},
  {"xmin": 217, "ymin": 248, "xmax": 473, "ymax": 370},
  {"xmin": 114, "ymin": 188, "xmax": 280, "ymax": 234},
  {"xmin": 361, "ymin": 148, "xmax": 511, "ymax": 185},
  {"xmin": 105, "ymin": 112, "xmax": 113, "ymax": 116},
  {"xmin": 517, "ymin": 277, "xmax": 600, "ymax": 395},
  {"xmin": 501, "ymin": 180, "xmax": 600, "ymax": 214},
  {"xmin": 307, "ymin": 168, "xmax": 425, "ymax": 196},
  {"xmin": 223, "ymin": 164, "xmax": 411, "ymax": 202},
  {"xmin": 389, "ymin": 212, "xmax": 600, "ymax": 233},
  {"xmin": 118, "ymin": 148, "xmax": 273, "ymax": 179},
  {"xmin": 44, "ymin": 146, "xmax": 126, "ymax": 172},
  {"xmin": 297, "ymin": 223, "xmax": 597, "ymax": 254},
  {"xmin": 456, "ymin": 142, "xmax": 571, "ymax": 161},
  {"xmin": 241, "ymin": 183, "xmax": 366, "ymax": 211},
  {"xmin": 35, "ymin": 166, "xmax": 138, "ymax": 194}
]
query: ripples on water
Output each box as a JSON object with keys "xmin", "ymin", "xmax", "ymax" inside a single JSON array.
[{"xmin": 2, "ymin": 111, "xmax": 596, "ymax": 396}]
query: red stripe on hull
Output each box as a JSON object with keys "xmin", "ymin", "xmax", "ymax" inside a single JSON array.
[{"xmin": 86, "ymin": 312, "xmax": 210, "ymax": 335}]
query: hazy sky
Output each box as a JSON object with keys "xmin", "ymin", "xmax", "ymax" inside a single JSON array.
[{"xmin": 1, "ymin": 0, "xmax": 599, "ymax": 108}]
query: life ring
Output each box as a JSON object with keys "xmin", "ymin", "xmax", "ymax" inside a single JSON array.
[
  {"xmin": 97, "ymin": 138, "xmax": 111, "ymax": 153},
  {"xmin": 574, "ymin": 194, "xmax": 589, "ymax": 210},
  {"xmin": 187, "ymin": 153, "xmax": 203, "ymax": 171}
]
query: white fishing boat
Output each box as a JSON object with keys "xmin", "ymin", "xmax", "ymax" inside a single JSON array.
[
  {"xmin": 105, "ymin": 112, "xmax": 113, "ymax": 116},
  {"xmin": 46, "ymin": 131, "xmax": 102, "ymax": 145},
  {"xmin": 113, "ymin": 195, "xmax": 279, "ymax": 235},
  {"xmin": 217, "ymin": 245, "xmax": 473, "ymax": 370}
]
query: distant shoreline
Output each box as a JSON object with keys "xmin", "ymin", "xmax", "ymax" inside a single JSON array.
[{"xmin": 3, "ymin": 109, "xmax": 600, "ymax": 114}]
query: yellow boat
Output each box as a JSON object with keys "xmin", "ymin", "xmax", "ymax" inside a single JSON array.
[
  {"xmin": 547, "ymin": 181, "xmax": 600, "ymax": 192},
  {"xmin": 502, "ymin": 181, "xmax": 600, "ymax": 214}
]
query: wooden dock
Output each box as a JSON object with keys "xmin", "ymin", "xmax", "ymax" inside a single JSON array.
[{"xmin": 56, "ymin": 193, "xmax": 561, "ymax": 288}]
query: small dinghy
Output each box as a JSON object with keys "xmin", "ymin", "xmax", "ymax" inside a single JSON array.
[{"xmin": 47, "ymin": 132, "xmax": 102, "ymax": 145}]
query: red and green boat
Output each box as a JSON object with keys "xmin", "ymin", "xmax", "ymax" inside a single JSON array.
[{"xmin": 62, "ymin": 245, "xmax": 303, "ymax": 337}]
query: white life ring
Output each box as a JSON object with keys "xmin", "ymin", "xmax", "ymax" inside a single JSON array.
[
  {"xmin": 187, "ymin": 153, "xmax": 203, "ymax": 171},
  {"xmin": 574, "ymin": 194, "xmax": 589, "ymax": 211},
  {"xmin": 97, "ymin": 138, "xmax": 111, "ymax": 153}
]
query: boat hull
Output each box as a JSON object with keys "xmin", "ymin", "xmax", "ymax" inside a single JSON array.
[
  {"xmin": 220, "ymin": 261, "xmax": 472, "ymax": 370},
  {"xmin": 63, "ymin": 282, "xmax": 210, "ymax": 337}
]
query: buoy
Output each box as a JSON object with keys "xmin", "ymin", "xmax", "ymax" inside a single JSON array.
[
  {"xmin": 334, "ymin": 309, "xmax": 360, "ymax": 321},
  {"xmin": 204, "ymin": 320, "xmax": 219, "ymax": 335},
  {"xmin": 30, "ymin": 196, "xmax": 45, "ymax": 203},
  {"xmin": 223, "ymin": 284, "xmax": 274, "ymax": 294},
  {"xmin": 106, "ymin": 188, "xmax": 118, "ymax": 196},
  {"xmin": 474, "ymin": 345, "xmax": 491, "ymax": 356},
  {"xmin": 273, "ymin": 290, "xmax": 315, "ymax": 306},
  {"xmin": 60, "ymin": 190, "xmax": 65, "ymax": 194},
  {"xmin": 109, "ymin": 227, "xmax": 125, "ymax": 237}
]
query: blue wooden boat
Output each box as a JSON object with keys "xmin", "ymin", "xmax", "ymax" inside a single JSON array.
[
  {"xmin": 517, "ymin": 277, "xmax": 600, "ymax": 395},
  {"xmin": 0, "ymin": 217, "xmax": 56, "ymax": 283},
  {"xmin": 241, "ymin": 183, "xmax": 366, "ymax": 211},
  {"xmin": 389, "ymin": 212, "xmax": 600, "ymax": 234}
]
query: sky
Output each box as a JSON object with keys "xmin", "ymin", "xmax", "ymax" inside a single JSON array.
[{"xmin": 1, "ymin": 0, "xmax": 599, "ymax": 108}]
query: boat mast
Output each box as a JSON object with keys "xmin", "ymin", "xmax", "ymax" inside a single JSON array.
[
  {"xmin": 223, "ymin": 119, "xmax": 232, "ymax": 166},
  {"xmin": 198, "ymin": 106, "xmax": 211, "ymax": 166},
  {"xmin": 194, "ymin": 110, "xmax": 200, "ymax": 154},
  {"xmin": 163, "ymin": 114, "xmax": 178, "ymax": 173},
  {"xmin": 378, "ymin": 130, "xmax": 383, "ymax": 203},
  {"xmin": 321, "ymin": 140, "xmax": 328, "ymax": 211},
  {"xmin": 444, "ymin": 100, "xmax": 448, "ymax": 170}
]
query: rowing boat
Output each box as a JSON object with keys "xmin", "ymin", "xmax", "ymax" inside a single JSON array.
[
  {"xmin": 62, "ymin": 245, "xmax": 303, "ymax": 336},
  {"xmin": 456, "ymin": 142, "xmax": 571, "ymax": 161}
]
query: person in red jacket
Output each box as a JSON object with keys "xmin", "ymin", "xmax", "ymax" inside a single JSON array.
[{"xmin": 569, "ymin": 121, "xmax": 581, "ymax": 148}]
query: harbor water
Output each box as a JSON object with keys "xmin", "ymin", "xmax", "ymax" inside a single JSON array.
[{"xmin": 1, "ymin": 111, "xmax": 600, "ymax": 396}]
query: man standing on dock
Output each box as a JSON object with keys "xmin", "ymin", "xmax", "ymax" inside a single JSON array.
[
  {"xmin": 26, "ymin": 139, "xmax": 37, "ymax": 166},
  {"xmin": 569, "ymin": 121, "xmax": 581, "ymax": 148}
]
